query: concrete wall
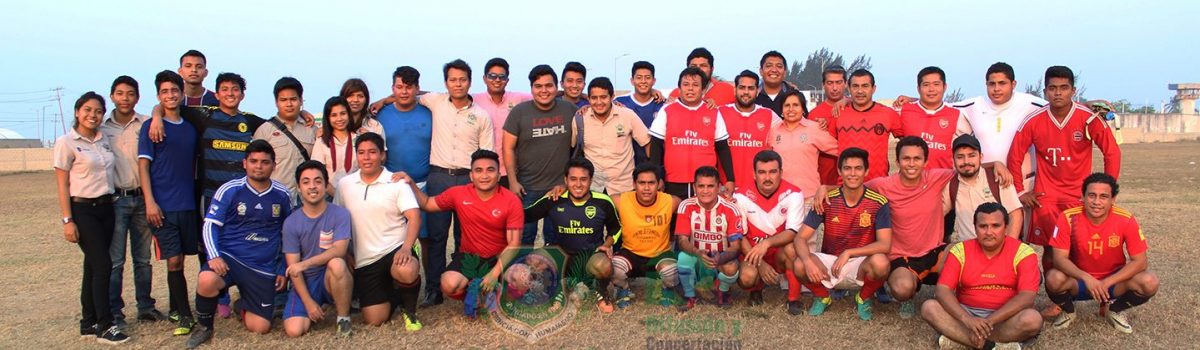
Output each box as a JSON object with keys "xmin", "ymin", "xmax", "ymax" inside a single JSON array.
[
  {"xmin": 0, "ymin": 148, "xmax": 52, "ymax": 172},
  {"xmin": 1115, "ymin": 113, "xmax": 1200, "ymax": 143}
]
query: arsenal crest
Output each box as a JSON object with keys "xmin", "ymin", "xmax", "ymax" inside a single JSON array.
[
  {"xmin": 585, "ymin": 206, "xmax": 597, "ymax": 219},
  {"xmin": 756, "ymin": 122, "xmax": 766, "ymax": 131},
  {"xmin": 939, "ymin": 119, "xmax": 949, "ymax": 129},
  {"xmin": 702, "ymin": 116, "xmax": 711, "ymax": 126}
]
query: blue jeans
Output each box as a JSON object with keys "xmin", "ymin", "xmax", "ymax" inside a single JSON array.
[
  {"xmin": 520, "ymin": 188, "xmax": 555, "ymax": 246},
  {"xmin": 423, "ymin": 172, "xmax": 470, "ymax": 295},
  {"xmin": 109, "ymin": 194, "xmax": 156, "ymax": 319}
]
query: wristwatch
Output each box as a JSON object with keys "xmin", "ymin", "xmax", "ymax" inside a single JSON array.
[{"xmin": 62, "ymin": 217, "xmax": 73, "ymax": 225}]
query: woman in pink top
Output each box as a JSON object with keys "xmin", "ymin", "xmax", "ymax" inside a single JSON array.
[{"xmin": 767, "ymin": 90, "xmax": 839, "ymax": 201}]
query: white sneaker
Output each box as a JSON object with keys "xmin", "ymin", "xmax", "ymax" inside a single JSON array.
[
  {"xmin": 1052, "ymin": 312, "xmax": 1076, "ymax": 330},
  {"xmin": 1107, "ymin": 310, "xmax": 1133, "ymax": 333}
]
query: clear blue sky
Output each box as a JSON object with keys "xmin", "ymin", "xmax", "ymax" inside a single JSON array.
[{"xmin": 1, "ymin": 0, "xmax": 1195, "ymax": 141}]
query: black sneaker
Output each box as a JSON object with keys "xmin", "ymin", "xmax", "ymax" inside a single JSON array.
[
  {"xmin": 113, "ymin": 319, "xmax": 129, "ymax": 332},
  {"xmin": 137, "ymin": 309, "xmax": 168, "ymax": 322},
  {"xmin": 419, "ymin": 292, "xmax": 444, "ymax": 308},
  {"xmin": 787, "ymin": 300, "xmax": 805, "ymax": 316},
  {"xmin": 80, "ymin": 324, "xmax": 99, "ymax": 339},
  {"xmin": 185, "ymin": 325, "xmax": 213, "ymax": 349},
  {"xmin": 97, "ymin": 326, "xmax": 130, "ymax": 345},
  {"xmin": 748, "ymin": 291, "xmax": 764, "ymax": 306}
]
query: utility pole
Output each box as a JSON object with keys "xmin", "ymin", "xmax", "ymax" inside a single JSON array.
[{"xmin": 54, "ymin": 87, "xmax": 65, "ymax": 134}]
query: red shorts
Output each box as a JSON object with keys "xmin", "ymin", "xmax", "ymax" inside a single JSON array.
[
  {"xmin": 742, "ymin": 246, "xmax": 785, "ymax": 273},
  {"xmin": 1028, "ymin": 201, "xmax": 1079, "ymax": 246}
]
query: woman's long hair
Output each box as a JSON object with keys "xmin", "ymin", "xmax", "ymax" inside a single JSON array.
[
  {"xmin": 339, "ymin": 78, "xmax": 370, "ymax": 131},
  {"xmin": 321, "ymin": 96, "xmax": 351, "ymax": 147}
]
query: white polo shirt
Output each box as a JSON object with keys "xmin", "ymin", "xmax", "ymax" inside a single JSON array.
[{"xmin": 336, "ymin": 169, "xmax": 419, "ymax": 268}]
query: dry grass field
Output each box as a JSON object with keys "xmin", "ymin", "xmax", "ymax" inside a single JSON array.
[{"xmin": 1, "ymin": 141, "xmax": 1197, "ymax": 349}]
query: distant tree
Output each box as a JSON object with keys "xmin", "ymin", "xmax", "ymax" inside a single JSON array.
[
  {"xmin": 1024, "ymin": 72, "xmax": 1087, "ymax": 101},
  {"xmin": 1024, "ymin": 78, "xmax": 1043, "ymax": 98},
  {"xmin": 786, "ymin": 48, "xmax": 872, "ymax": 90},
  {"xmin": 944, "ymin": 88, "xmax": 964, "ymax": 103}
]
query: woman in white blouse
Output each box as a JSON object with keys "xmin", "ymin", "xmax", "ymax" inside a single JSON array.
[
  {"xmin": 54, "ymin": 91, "xmax": 129, "ymax": 344},
  {"xmin": 312, "ymin": 97, "xmax": 358, "ymax": 189}
]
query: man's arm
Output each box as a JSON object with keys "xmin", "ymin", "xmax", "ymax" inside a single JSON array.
[
  {"xmin": 522, "ymin": 193, "xmax": 552, "ymax": 223},
  {"xmin": 284, "ymin": 253, "xmax": 320, "ymax": 318},
  {"xmin": 1089, "ymin": 116, "xmax": 1122, "ymax": 179},
  {"xmin": 1005, "ymin": 125, "xmax": 1034, "ymax": 194},
  {"xmin": 502, "ymin": 131, "xmax": 523, "ymax": 196},
  {"xmin": 403, "ymin": 175, "xmax": 446, "ymax": 212},
  {"xmin": 484, "ymin": 228, "xmax": 523, "ymax": 292}
]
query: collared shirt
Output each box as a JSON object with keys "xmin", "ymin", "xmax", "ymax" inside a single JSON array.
[
  {"xmin": 473, "ymin": 91, "xmax": 532, "ymax": 177},
  {"xmin": 99, "ymin": 112, "xmax": 146, "ymax": 190},
  {"xmin": 421, "ymin": 93, "xmax": 494, "ymax": 170},
  {"xmin": 755, "ymin": 82, "xmax": 795, "ymax": 116},
  {"xmin": 580, "ymin": 105, "xmax": 650, "ymax": 194},
  {"xmin": 311, "ymin": 135, "xmax": 357, "ymax": 187},
  {"xmin": 335, "ymin": 169, "xmax": 420, "ymax": 268},
  {"xmin": 53, "ymin": 129, "xmax": 116, "ymax": 198},
  {"xmin": 253, "ymin": 117, "xmax": 317, "ymax": 193},
  {"xmin": 942, "ymin": 174, "xmax": 1023, "ymax": 243},
  {"xmin": 767, "ymin": 118, "xmax": 838, "ymax": 200}
]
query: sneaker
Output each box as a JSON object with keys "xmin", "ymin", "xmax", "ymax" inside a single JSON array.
[
  {"xmin": 1052, "ymin": 312, "xmax": 1076, "ymax": 330},
  {"xmin": 596, "ymin": 298, "xmax": 615, "ymax": 314},
  {"xmin": 402, "ymin": 313, "xmax": 423, "ymax": 332},
  {"xmin": 168, "ymin": 311, "xmax": 181, "ymax": 323},
  {"xmin": 1107, "ymin": 310, "xmax": 1133, "ymax": 333},
  {"xmin": 80, "ymin": 324, "xmax": 98, "ymax": 339},
  {"xmin": 137, "ymin": 309, "xmax": 168, "ymax": 322},
  {"xmin": 992, "ymin": 342, "xmax": 1023, "ymax": 350},
  {"xmin": 809, "ymin": 296, "xmax": 832, "ymax": 316},
  {"xmin": 677, "ymin": 297, "xmax": 697, "ymax": 312},
  {"xmin": 899, "ymin": 300, "xmax": 917, "ymax": 319},
  {"xmin": 855, "ymin": 294, "xmax": 873, "ymax": 321},
  {"xmin": 185, "ymin": 325, "xmax": 212, "ymax": 349},
  {"xmin": 876, "ymin": 288, "xmax": 894, "ymax": 304},
  {"xmin": 715, "ymin": 290, "xmax": 732, "ymax": 309},
  {"xmin": 748, "ymin": 291, "xmax": 764, "ymax": 306},
  {"xmin": 419, "ymin": 292, "xmax": 444, "ymax": 308},
  {"xmin": 787, "ymin": 300, "xmax": 805, "ymax": 316},
  {"xmin": 216, "ymin": 303, "xmax": 232, "ymax": 319},
  {"xmin": 337, "ymin": 318, "xmax": 352, "ymax": 338},
  {"xmin": 97, "ymin": 326, "xmax": 130, "ymax": 345},
  {"xmin": 464, "ymin": 279, "xmax": 482, "ymax": 319},
  {"xmin": 937, "ymin": 335, "xmax": 970, "ymax": 350},
  {"xmin": 173, "ymin": 316, "xmax": 195, "ymax": 336},
  {"xmin": 615, "ymin": 288, "xmax": 634, "ymax": 310},
  {"xmin": 1040, "ymin": 304, "xmax": 1062, "ymax": 318},
  {"xmin": 113, "ymin": 319, "xmax": 128, "ymax": 332}
]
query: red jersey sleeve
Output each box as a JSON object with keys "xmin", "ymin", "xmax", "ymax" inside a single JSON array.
[
  {"xmin": 1015, "ymin": 246, "xmax": 1041, "ymax": 292},
  {"xmin": 1087, "ymin": 115, "xmax": 1122, "ymax": 180},
  {"xmin": 1048, "ymin": 213, "xmax": 1073, "ymax": 251},
  {"xmin": 1123, "ymin": 215, "xmax": 1148, "ymax": 256},
  {"xmin": 505, "ymin": 194, "xmax": 525, "ymax": 230},
  {"xmin": 434, "ymin": 185, "xmax": 460, "ymax": 211},
  {"xmin": 1006, "ymin": 121, "xmax": 1035, "ymax": 193},
  {"xmin": 674, "ymin": 203, "xmax": 691, "ymax": 236},
  {"xmin": 937, "ymin": 243, "xmax": 964, "ymax": 290},
  {"xmin": 888, "ymin": 108, "xmax": 904, "ymax": 138}
]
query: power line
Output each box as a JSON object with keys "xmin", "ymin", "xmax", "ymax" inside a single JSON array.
[
  {"xmin": 0, "ymin": 96, "xmax": 57, "ymax": 103},
  {"xmin": 0, "ymin": 89, "xmax": 53, "ymax": 96}
]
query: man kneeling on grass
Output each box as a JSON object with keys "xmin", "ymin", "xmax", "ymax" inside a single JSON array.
[
  {"xmin": 282, "ymin": 160, "xmax": 353, "ymax": 337},
  {"xmin": 921, "ymin": 202, "xmax": 1042, "ymax": 349}
]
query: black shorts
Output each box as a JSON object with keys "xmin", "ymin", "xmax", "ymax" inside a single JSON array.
[
  {"xmin": 151, "ymin": 210, "xmax": 199, "ymax": 259},
  {"xmin": 890, "ymin": 245, "xmax": 946, "ymax": 285},
  {"xmin": 447, "ymin": 252, "xmax": 498, "ymax": 280},
  {"xmin": 614, "ymin": 248, "xmax": 675, "ymax": 279},
  {"xmin": 353, "ymin": 246, "xmax": 417, "ymax": 307}
]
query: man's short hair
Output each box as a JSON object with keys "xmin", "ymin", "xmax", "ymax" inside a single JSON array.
[
  {"xmin": 587, "ymin": 77, "xmax": 614, "ymax": 97},
  {"xmin": 295, "ymin": 159, "xmax": 329, "ymax": 185},
  {"xmin": 918, "ymin": 66, "xmax": 946, "ymax": 84},
  {"xmin": 687, "ymin": 47, "xmax": 714, "ymax": 67},
  {"xmin": 838, "ymin": 147, "xmax": 869, "ymax": 170},
  {"xmin": 484, "ymin": 57, "xmax": 510, "ymax": 74},
  {"xmin": 110, "ymin": 75, "xmax": 138, "ymax": 95},
  {"xmin": 780, "ymin": 89, "xmax": 809, "ymax": 116},
  {"xmin": 565, "ymin": 157, "xmax": 595, "ymax": 178},
  {"xmin": 678, "ymin": 67, "xmax": 710, "ymax": 89},
  {"xmin": 693, "ymin": 165, "xmax": 720, "ymax": 183},
  {"xmin": 753, "ymin": 150, "xmax": 783, "ymax": 170},
  {"xmin": 1044, "ymin": 65, "xmax": 1075, "ymax": 87},
  {"xmin": 443, "ymin": 59, "xmax": 472, "ymax": 81},
  {"xmin": 179, "ymin": 49, "xmax": 206, "ymax": 65},
  {"xmin": 245, "ymin": 139, "xmax": 275, "ymax": 161},
  {"xmin": 273, "ymin": 77, "xmax": 303, "ymax": 99},
  {"xmin": 394, "ymin": 66, "xmax": 420, "ymax": 86},
  {"xmin": 735, "ymin": 70, "xmax": 760, "ymax": 86},
  {"xmin": 633, "ymin": 163, "xmax": 663, "ymax": 182},
  {"xmin": 759, "ymin": 50, "xmax": 786, "ymax": 68},
  {"xmin": 471, "ymin": 149, "xmax": 500, "ymax": 167},
  {"xmin": 986, "ymin": 62, "xmax": 1015, "ymax": 82},
  {"xmin": 155, "ymin": 70, "xmax": 184, "ymax": 92},
  {"xmin": 895, "ymin": 136, "xmax": 929, "ymax": 160},
  {"xmin": 632, "ymin": 61, "xmax": 655, "ymax": 77},
  {"xmin": 822, "ymin": 65, "xmax": 847, "ymax": 83},
  {"xmin": 849, "ymin": 69, "xmax": 875, "ymax": 86},
  {"xmin": 563, "ymin": 61, "xmax": 587, "ymax": 80},
  {"xmin": 528, "ymin": 64, "xmax": 558, "ymax": 85},
  {"xmin": 973, "ymin": 202, "xmax": 1010, "ymax": 227},
  {"xmin": 216, "ymin": 72, "xmax": 246, "ymax": 91},
  {"xmin": 1082, "ymin": 172, "xmax": 1119, "ymax": 197},
  {"xmin": 354, "ymin": 132, "xmax": 385, "ymax": 153}
]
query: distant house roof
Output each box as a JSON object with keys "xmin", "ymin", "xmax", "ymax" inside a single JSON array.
[{"xmin": 0, "ymin": 128, "xmax": 25, "ymax": 139}]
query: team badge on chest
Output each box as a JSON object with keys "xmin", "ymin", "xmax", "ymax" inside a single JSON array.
[
  {"xmin": 237, "ymin": 202, "xmax": 247, "ymax": 216},
  {"xmin": 858, "ymin": 212, "xmax": 871, "ymax": 227},
  {"xmin": 272, "ymin": 204, "xmax": 281, "ymax": 217}
]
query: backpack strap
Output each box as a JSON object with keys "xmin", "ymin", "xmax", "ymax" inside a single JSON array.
[{"xmin": 269, "ymin": 117, "xmax": 310, "ymax": 160}]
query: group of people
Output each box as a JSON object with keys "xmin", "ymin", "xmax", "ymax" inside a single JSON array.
[{"xmin": 53, "ymin": 47, "xmax": 1158, "ymax": 349}]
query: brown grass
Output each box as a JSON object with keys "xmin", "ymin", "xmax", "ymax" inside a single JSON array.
[{"xmin": 1, "ymin": 141, "xmax": 1197, "ymax": 349}]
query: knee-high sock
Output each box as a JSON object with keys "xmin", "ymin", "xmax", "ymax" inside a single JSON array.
[
  {"xmin": 786, "ymin": 270, "xmax": 803, "ymax": 301},
  {"xmin": 1110, "ymin": 292, "xmax": 1151, "ymax": 313},
  {"xmin": 859, "ymin": 276, "xmax": 885, "ymax": 301},
  {"xmin": 676, "ymin": 253, "xmax": 699, "ymax": 298},
  {"xmin": 805, "ymin": 281, "xmax": 830, "ymax": 298},
  {"xmin": 195, "ymin": 294, "xmax": 217, "ymax": 328},
  {"xmin": 717, "ymin": 271, "xmax": 739, "ymax": 292},
  {"xmin": 397, "ymin": 279, "xmax": 422, "ymax": 317},
  {"xmin": 168, "ymin": 270, "xmax": 191, "ymax": 317},
  {"xmin": 1048, "ymin": 291, "xmax": 1075, "ymax": 313}
]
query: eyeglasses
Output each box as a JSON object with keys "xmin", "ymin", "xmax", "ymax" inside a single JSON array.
[{"xmin": 486, "ymin": 73, "xmax": 509, "ymax": 81}]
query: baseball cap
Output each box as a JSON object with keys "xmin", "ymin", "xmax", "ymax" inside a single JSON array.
[{"xmin": 953, "ymin": 134, "xmax": 981, "ymax": 152}]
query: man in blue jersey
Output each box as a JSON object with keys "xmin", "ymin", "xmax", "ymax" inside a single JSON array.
[
  {"xmin": 614, "ymin": 61, "xmax": 665, "ymax": 165},
  {"xmin": 137, "ymin": 70, "xmax": 200, "ymax": 336},
  {"xmin": 186, "ymin": 140, "xmax": 292, "ymax": 348}
]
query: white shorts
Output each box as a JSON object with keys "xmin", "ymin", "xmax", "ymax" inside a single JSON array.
[{"xmin": 813, "ymin": 253, "xmax": 865, "ymax": 290}]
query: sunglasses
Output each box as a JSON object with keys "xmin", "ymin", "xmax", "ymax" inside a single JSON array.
[{"xmin": 486, "ymin": 73, "xmax": 509, "ymax": 81}]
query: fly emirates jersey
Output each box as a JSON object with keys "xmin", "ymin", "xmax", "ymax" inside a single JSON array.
[
  {"xmin": 1007, "ymin": 103, "xmax": 1121, "ymax": 203},
  {"xmin": 718, "ymin": 104, "xmax": 774, "ymax": 190},
  {"xmin": 649, "ymin": 101, "xmax": 730, "ymax": 184},
  {"xmin": 732, "ymin": 181, "xmax": 804, "ymax": 248},
  {"xmin": 674, "ymin": 196, "xmax": 745, "ymax": 254},
  {"xmin": 897, "ymin": 102, "xmax": 973, "ymax": 169}
]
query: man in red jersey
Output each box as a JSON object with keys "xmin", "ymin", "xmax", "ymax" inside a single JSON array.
[
  {"xmin": 897, "ymin": 66, "xmax": 973, "ymax": 170},
  {"xmin": 808, "ymin": 66, "xmax": 847, "ymax": 186},
  {"xmin": 832, "ymin": 69, "xmax": 902, "ymax": 181},
  {"xmin": 732, "ymin": 151, "xmax": 803, "ymax": 310},
  {"xmin": 668, "ymin": 47, "xmax": 735, "ymax": 106},
  {"xmin": 921, "ymin": 202, "xmax": 1043, "ymax": 350},
  {"xmin": 1045, "ymin": 174, "xmax": 1157, "ymax": 334},
  {"xmin": 674, "ymin": 166, "xmax": 744, "ymax": 311},
  {"xmin": 399, "ymin": 150, "xmax": 524, "ymax": 320},
  {"xmin": 650, "ymin": 67, "xmax": 736, "ymax": 199},
  {"xmin": 1007, "ymin": 66, "xmax": 1121, "ymax": 251},
  {"xmin": 719, "ymin": 70, "xmax": 775, "ymax": 191},
  {"xmin": 794, "ymin": 148, "xmax": 892, "ymax": 320}
]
